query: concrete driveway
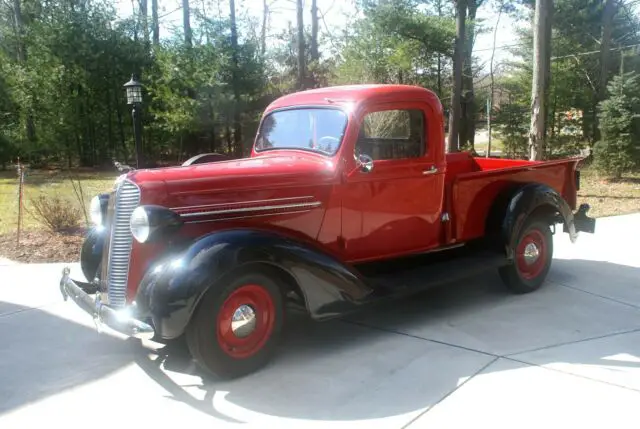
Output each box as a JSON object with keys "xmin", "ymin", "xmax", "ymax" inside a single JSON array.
[{"xmin": 1, "ymin": 214, "xmax": 639, "ymax": 428}]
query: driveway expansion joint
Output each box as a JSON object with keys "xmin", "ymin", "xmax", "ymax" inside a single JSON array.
[
  {"xmin": 503, "ymin": 355, "xmax": 640, "ymax": 394},
  {"xmin": 551, "ymin": 279, "xmax": 640, "ymax": 311},
  {"xmin": 503, "ymin": 326, "xmax": 640, "ymax": 357},
  {"xmin": 345, "ymin": 320, "xmax": 640, "ymax": 397},
  {"xmin": 341, "ymin": 320, "xmax": 500, "ymax": 357},
  {"xmin": 401, "ymin": 357, "xmax": 500, "ymax": 429}
]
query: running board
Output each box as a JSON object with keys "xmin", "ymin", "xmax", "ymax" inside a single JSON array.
[{"xmin": 355, "ymin": 245, "xmax": 508, "ymax": 299}]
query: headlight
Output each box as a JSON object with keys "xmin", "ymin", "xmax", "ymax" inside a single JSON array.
[
  {"xmin": 130, "ymin": 206, "xmax": 150, "ymax": 243},
  {"xmin": 130, "ymin": 205, "xmax": 183, "ymax": 244},
  {"xmin": 90, "ymin": 194, "xmax": 109, "ymax": 226},
  {"xmin": 90, "ymin": 196, "xmax": 102, "ymax": 225}
]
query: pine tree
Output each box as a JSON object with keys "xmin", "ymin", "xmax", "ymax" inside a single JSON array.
[{"xmin": 594, "ymin": 72, "xmax": 640, "ymax": 179}]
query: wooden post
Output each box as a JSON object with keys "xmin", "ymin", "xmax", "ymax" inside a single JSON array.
[{"xmin": 16, "ymin": 159, "xmax": 24, "ymax": 245}]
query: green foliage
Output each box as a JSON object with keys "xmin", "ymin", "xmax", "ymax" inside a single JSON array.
[
  {"xmin": 1, "ymin": 0, "xmax": 639, "ymax": 169},
  {"xmin": 593, "ymin": 72, "xmax": 640, "ymax": 178},
  {"xmin": 334, "ymin": 0, "xmax": 455, "ymax": 98}
]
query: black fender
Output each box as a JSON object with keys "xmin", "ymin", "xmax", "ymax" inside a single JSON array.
[
  {"xmin": 80, "ymin": 227, "xmax": 106, "ymax": 282},
  {"xmin": 136, "ymin": 229, "xmax": 373, "ymax": 340},
  {"xmin": 488, "ymin": 183, "xmax": 577, "ymax": 259}
]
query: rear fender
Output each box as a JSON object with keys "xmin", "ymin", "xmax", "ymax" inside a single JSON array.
[
  {"xmin": 488, "ymin": 183, "xmax": 577, "ymax": 259},
  {"xmin": 136, "ymin": 229, "xmax": 372, "ymax": 340}
]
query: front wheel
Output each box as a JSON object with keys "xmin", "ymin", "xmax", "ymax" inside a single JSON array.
[
  {"xmin": 499, "ymin": 219, "xmax": 553, "ymax": 294},
  {"xmin": 186, "ymin": 270, "xmax": 284, "ymax": 379}
]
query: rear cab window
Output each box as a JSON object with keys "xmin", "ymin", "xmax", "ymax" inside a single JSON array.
[{"xmin": 355, "ymin": 109, "xmax": 426, "ymax": 161}]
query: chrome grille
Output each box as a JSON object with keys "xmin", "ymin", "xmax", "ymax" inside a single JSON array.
[{"xmin": 107, "ymin": 180, "xmax": 140, "ymax": 307}]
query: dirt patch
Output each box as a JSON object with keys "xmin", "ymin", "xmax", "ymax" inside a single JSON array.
[{"xmin": 0, "ymin": 230, "xmax": 85, "ymax": 263}]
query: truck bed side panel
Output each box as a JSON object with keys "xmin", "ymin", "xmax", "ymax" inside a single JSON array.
[{"xmin": 450, "ymin": 159, "xmax": 579, "ymax": 243}]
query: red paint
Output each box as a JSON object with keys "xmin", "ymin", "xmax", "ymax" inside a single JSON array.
[
  {"xmin": 516, "ymin": 229, "xmax": 547, "ymax": 279},
  {"xmin": 117, "ymin": 84, "xmax": 581, "ymax": 301},
  {"xmin": 446, "ymin": 152, "xmax": 579, "ymax": 242},
  {"xmin": 216, "ymin": 284, "xmax": 276, "ymax": 359}
]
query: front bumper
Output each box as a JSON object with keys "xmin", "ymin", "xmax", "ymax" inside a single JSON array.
[{"xmin": 59, "ymin": 267, "xmax": 155, "ymax": 340}]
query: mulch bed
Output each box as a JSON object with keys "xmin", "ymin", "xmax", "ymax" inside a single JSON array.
[{"xmin": 0, "ymin": 230, "xmax": 85, "ymax": 263}]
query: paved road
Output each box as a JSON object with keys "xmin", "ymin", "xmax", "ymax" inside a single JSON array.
[{"xmin": 1, "ymin": 214, "xmax": 639, "ymax": 428}]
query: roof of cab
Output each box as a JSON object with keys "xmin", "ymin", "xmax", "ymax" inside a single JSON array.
[{"xmin": 264, "ymin": 84, "xmax": 442, "ymax": 114}]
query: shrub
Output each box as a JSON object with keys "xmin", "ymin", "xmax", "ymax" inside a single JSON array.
[
  {"xmin": 594, "ymin": 72, "xmax": 640, "ymax": 179},
  {"xmin": 28, "ymin": 195, "xmax": 82, "ymax": 233}
]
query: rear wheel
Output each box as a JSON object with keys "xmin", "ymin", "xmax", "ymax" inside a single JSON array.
[
  {"xmin": 186, "ymin": 269, "xmax": 284, "ymax": 379},
  {"xmin": 499, "ymin": 219, "xmax": 553, "ymax": 294}
]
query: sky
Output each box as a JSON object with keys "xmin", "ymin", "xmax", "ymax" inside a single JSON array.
[{"xmin": 116, "ymin": 0, "xmax": 521, "ymax": 71}]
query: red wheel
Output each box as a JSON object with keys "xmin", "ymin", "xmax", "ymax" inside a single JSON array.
[
  {"xmin": 186, "ymin": 270, "xmax": 284, "ymax": 379},
  {"xmin": 499, "ymin": 219, "xmax": 553, "ymax": 294},
  {"xmin": 216, "ymin": 284, "xmax": 276, "ymax": 359},
  {"xmin": 515, "ymin": 229, "xmax": 547, "ymax": 280}
]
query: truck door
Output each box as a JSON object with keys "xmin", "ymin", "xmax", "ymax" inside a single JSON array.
[{"xmin": 341, "ymin": 102, "xmax": 445, "ymax": 262}]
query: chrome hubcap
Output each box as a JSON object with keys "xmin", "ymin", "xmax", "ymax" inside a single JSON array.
[
  {"xmin": 231, "ymin": 304, "xmax": 257, "ymax": 338},
  {"xmin": 523, "ymin": 242, "xmax": 540, "ymax": 264}
]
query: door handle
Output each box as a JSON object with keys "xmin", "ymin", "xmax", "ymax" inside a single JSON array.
[{"xmin": 422, "ymin": 166, "xmax": 438, "ymax": 175}]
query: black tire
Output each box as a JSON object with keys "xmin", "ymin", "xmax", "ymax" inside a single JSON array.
[
  {"xmin": 499, "ymin": 218, "xmax": 553, "ymax": 294},
  {"xmin": 186, "ymin": 269, "xmax": 285, "ymax": 379}
]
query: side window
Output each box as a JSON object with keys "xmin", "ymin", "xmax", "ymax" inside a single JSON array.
[{"xmin": 355, "ymin": 109, "xmax": 426, "ymax": 161}]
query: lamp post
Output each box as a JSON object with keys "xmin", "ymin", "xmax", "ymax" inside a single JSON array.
[{"xmin": 123, "ymin": 75, "xmax": 144, "ymax": 168}]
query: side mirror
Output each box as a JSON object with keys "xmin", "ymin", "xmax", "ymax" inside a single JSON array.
[{"xmin": 356, "ymin": 153, "xmax": 374, "ymax": 173}]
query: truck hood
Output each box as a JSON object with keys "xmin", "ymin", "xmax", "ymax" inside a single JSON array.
[{"xmin": 126, "ymin": 152, "xmax": 338, "ymax": 205}]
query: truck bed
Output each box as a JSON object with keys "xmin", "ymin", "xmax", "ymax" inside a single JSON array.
[{"xmin": 444, "ymin": 152, "xmax": 580, "ymax": 243}]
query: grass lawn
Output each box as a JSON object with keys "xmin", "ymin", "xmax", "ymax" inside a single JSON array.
[
  {"xmin": 577, "ymin": 167, "xmax": 640, "ymax": 218},
  {"xmin": 0, "ymin": 169, "xmax": 118, "ymax": 235}
]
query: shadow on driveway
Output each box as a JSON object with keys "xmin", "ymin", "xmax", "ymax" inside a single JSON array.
[
  {"xmin": 133, "ymin": 258, "xmax": 640, "ymax": 423},
  {"xmin": 0, "ymin": 302, "xmax": 135, "ymax": 415}
]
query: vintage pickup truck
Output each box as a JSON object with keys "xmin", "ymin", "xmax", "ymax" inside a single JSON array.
[{"xmin": 60, "ymin": 84, "xmax": 595, "ymax": 379}]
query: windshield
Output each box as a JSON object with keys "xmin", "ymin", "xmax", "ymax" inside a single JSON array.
[{"xmin": 255, "ymin": 108, "xmax": 348, "ymax": 156}]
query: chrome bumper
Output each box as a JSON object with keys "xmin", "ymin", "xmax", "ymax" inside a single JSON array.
[{"xmin": 59, "ymin": 267, "xmax": 154, "ymax": 340}]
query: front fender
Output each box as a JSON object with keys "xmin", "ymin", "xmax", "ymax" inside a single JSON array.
[
  {"xmin": 80, "ymin": 227, "xmax": 106, "ymax": 282},
  {"xmin": 501, "ymin": 183, "xmax": 577, "ymax": 258},
  {"xmin": 136, "ymin": 229, "xmax": 372, "ymax": 340}
]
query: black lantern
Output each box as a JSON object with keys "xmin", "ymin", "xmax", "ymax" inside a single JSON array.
[
  {"xmin": 124, "ymin": 75, "xmax": 143, "ymax": 105},
  {"xmin": 123, "ymin": 75, "xmax": 144, "ymax": 168}
]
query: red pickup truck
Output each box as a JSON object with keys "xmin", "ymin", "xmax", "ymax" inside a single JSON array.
[{"xmin": 60, "ymin": 84, "xmax": 595, "ymax": 379}]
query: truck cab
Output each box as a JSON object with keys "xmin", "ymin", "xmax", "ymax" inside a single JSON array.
[{"xmin": 60, "ymin": 84, "xmax": 595, "ymax": 379}]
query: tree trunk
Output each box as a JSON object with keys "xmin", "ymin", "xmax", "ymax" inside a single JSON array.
[
  {"xmin": 296, "ymin": 0, "xmax": 306, "ymax": 90},
  {"xmin": 528, "ymin": 0, "xmax": 552, "ymax": 161},
  {"xmin": 447, "ymin": 0, "xmax": 466, "ymax": 153},
  {"xmin": 183, "ymin": 0, "xmax": 192, "ymax": 46},
  {"xmin": 436, "ymin": 0, "xmax": 443, "ymax": 97},
  {"xmin": 488, "ymin": 5, "xmax": 502, "ymax": 158},
  {"xmin": 139, "ymin": 0, "xmax": 149, "ymax": 45},
  {"xmin": 115, "ymin": 92, "xmax": 129, "ymax": 164},
  {"xmin": 261, "ymin": 0, "xmax": 269, "ymax": 57},
  {"xmin": 311, "ymin": 0, "xmax": 319, "ymax": 63},
  {"xmin": 229, "ymin": 0, "xmax": 242, "ymax": 156},
  {"xmin": 461, "ymin": 0, "xmax": 479, "ymax": 151},
  {"xmin": 594, "ymin": 0, "xmax": 615, "ymax": 141},
  {"xmin": 152, "ymin": 0, "xmax": 159, "ymax": 45},
  {"xmin": 12, "ymin": 0, "xmax": 26, "ymax": 62},
  {"xmin": 13, "ymin": 0, "xmax": 35, "ymax": 144},
  {"xmin": 107, "ymin": 88, "xmax": 114, "ymax": 159}
]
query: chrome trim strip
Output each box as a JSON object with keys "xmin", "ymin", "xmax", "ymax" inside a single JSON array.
[
  {"xmin": 180, "ymin": 201, "xmax": 322, "ymax": 218},
  {"xmin": 184, "ymin": 209, "xmax": 314, "ymax": 224},
  {"xmin": 171, "ymin": 196, "xmax": 315, "ymax": 211}
]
